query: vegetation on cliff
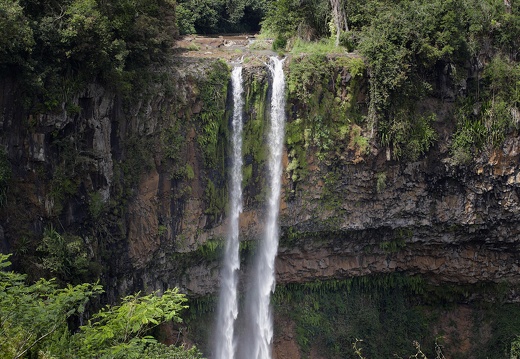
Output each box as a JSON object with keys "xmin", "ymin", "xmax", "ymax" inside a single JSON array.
[
  {"xmin": 264, "ymin": 0, "xmax": 519, "ymax": 162},
  {"xmin": 1, "ymin": 0, "xmax": 520, "ymax": 358},
  {"xmin": 184, "ymin": 273, "xmax": 520, "ymax": 358},
  {"xmin": 0, "ymin": 0, "xmax": 177, "ymax": 109},
  {"xmin": 0, "ymin": 254, "xmax": 202, "ymax": 359}
]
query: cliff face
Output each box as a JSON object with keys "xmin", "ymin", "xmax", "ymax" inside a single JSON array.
[
  {"xmin": 126, "ymin": 54, "xmax": 520, "ymax": 298},
  {"xmin": 0, "ymin": 57, "xmax": 235, "ymax": 298},
  {"xmin": 1, "ymin": 45, "xmax": 520, "ymax": 356},
  {"xmin": 169, "ymin": 112, "xmax": 520, "ymax": 296},
  {"xmin": 2, "ymin": 50, "xmax": 520, "ymax": 295},
  {"xmin": 278, "ymin": 136, "xmax": 520, "ymax": 287}
]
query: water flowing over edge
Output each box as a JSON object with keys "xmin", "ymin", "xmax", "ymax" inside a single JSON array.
[
  {"xmin": 214, "ymin": 66, "xmax": 244, "ymax": 359},
  {"xmin": 246, "ymin": 56, "xmax": 286, "ymax": 359}
]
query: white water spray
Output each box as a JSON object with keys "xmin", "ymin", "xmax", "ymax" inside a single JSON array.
[
  {"xmin": 245, "ymin": 56, "xmax": 286, "ymax": 359},
  {"xmin": 214, "ymin": 66, "xmax": 244, "ymax": 359}
]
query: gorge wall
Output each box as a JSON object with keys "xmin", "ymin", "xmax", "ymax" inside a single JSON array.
[{"xmin": 1, "ymin": 48, "xmax": 520, "ymax": 357}]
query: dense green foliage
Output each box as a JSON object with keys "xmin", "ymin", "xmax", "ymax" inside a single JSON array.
[
  {"xmin": 262, "ymin": 0, "xmax": 331, "ymax": 45},
  {"xmin": 1, "ymin": 0, "xmax": 176, "ymax": 109},
  {"xmin": 264, "ymin": 0, "xmax": 520, "ymax": 161},
  {"xmin": 176, "ymin": 0, "xmax": 266, "ymax": 34},
  {"xmin": 183, "ymin": 274, "xmax": 520, "ymax": 358},
  {"xmin": 273, "ymin": 275, "xmax": 429, "ymax": 358},
  {"xmin": 286, "ymin": 55, "xmax": 366, "ymax": 183},
  {"xmin": 0, "ymin": 0, "xmax": 34, "ymax": 64},
  {"xmin": 36, "ymin": 226, "xmax": 90, "ymax": 283},
  {"xmin": 0, "ymin": 253, "xmax": 202, "ymax": 359},
  {"xmin": 276, "ymin": 277, "xmax": 520, "ymax": 359},
  {"xmin": 452, "ymin": 54, "xmax": 520, "ymax": 163},
  {"xmin": 0, "ymin": 254, "xmax": 102, "ymax": 358},
  {"xmin": 197, "ymin": 60, "xmax": 230, "ymax": 169},
  {"xmin": 197, "ymin": 60, "xmax": 230, "ymax": 218},
  {"xmin": 242, "ymin": 73, "xmax": 269, "ymax": 202},
  {"xmin": 2, "ymin": 0, "xmax": 520, "ymax": 357}
]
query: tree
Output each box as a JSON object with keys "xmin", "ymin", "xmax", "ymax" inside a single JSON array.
[
  {"xmin": 505, "ymin": 0, "xmax": 511, "ymax": 14},
  {"xmin": 73, "ymin": 288, "xmax": 192, "ymax": 358},
  {"xmin": 0, "ymin": 253, "xmax": 102, "ymax": 358},
  {"xmin": 329, "ymin": 0, "xmax": 348, "ymax": 46},
  {"xmin": 175, "ymin": 0, "xmax": 266, "ymax": 34},
  {"xmin": 37, "ymin": 227, "xmax": 90, "ymax": 284},
  {"xmin": 262, "ymin": 0, "xmax": 331, "ymax": 42},
  {"xmin": 512, "ymin": 336, "xmax": 520, "ymax": 359},
  {"xmin": 0, "ymin": 254, "xmax": 202, "ymax": 359},
  {"xmin": 0, "ymin": 0, "xmax": 34, "ymax": 65}
]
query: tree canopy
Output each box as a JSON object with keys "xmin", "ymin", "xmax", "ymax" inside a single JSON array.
[
  {"xmin": 176, "ymin": 0, "xmax": 266, "ymax": 34},
  {"xmin": 0, "ymin": 253, "xmax": 202, "ymax": 359},
  {"xmin": 0, "ymin": 0, "xmax": 177, "ymax": 111}
]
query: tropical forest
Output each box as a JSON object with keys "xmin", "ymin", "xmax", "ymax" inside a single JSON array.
[{"xmin": 0, "ymin": 0, "xmax": 519, "ymax": 358}]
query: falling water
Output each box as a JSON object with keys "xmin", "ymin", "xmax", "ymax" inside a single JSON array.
[
  {"xmin": 244, "ymin": 56, "xmax": 286, "ymax": 359},
  {"xmin": 214, "ymin": 66, "xmax": 244, "ymax": 359}
]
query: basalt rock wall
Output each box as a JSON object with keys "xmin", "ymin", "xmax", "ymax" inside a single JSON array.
[{"xmin": 1, "ymin": 54, "xmax": 519, "ymax": 304}]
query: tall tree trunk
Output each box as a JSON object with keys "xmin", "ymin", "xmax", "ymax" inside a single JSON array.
[
  {"xmin": 330, "ymin": 0, "xmax": 348, "ymax": 46},
  {"xmin": 504, "ymin": 0, "xmax": 511, "ymax": 14}
]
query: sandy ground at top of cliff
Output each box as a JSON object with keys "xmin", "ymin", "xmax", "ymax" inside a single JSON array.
[{"xmin": 173, "ymin": 34, "xmax": 355, "ymax": 66}]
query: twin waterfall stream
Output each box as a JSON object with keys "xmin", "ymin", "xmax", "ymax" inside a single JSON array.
[
  {"xmin": 214, "ymin": 57, "xmax": 286, "ymax": 359},
  {"xmin": 213, "ymin": 65, "xmax": 245, "ymax": 359}
]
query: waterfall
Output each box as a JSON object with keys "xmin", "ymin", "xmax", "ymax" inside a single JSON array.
[
  {"xmin": 243, "ymin": 56, "xmax": 286, "ymax": 359},
  {"xmin": 214, "ymin": 66, "xmax": 244, "ymax": 359}
]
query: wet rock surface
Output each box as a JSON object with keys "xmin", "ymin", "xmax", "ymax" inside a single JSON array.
[{"xmin": 1, "ymin": 40, "xmax": 519, "ymax": 300}]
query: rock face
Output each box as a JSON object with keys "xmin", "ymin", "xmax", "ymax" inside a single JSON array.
[
  {"xmin": 1, "ymin": 51, "xmax": 520, "ymax": 307},
  {"xmin": 1, "ymin": 46, "xmax": 520, "ymax": 358},
  {"xmin": 277, "ymin": 136, "xmax": 520, "ymax": 287},
  {"xmin": 2, "ymin": 53, "xmax": 520, "ymax": 297},
  {"xmin": 165, "ymin": 131, "xmax": 520, "ymax": 297}
]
